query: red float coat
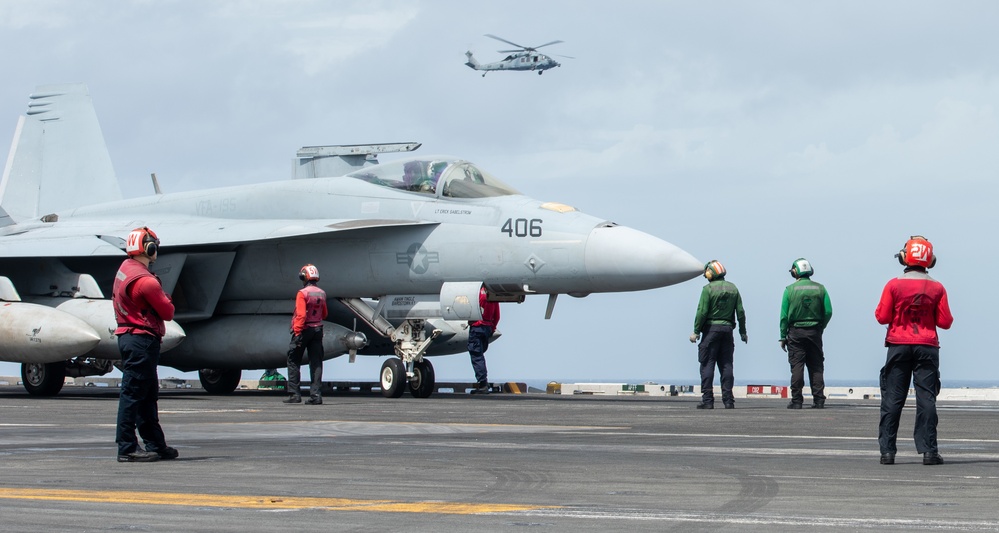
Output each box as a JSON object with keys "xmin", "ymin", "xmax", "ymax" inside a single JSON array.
[
  {"xmin": 471, "ymin": 287, "xmax": 500, "ymax": 328},
  {"xmin": 291, "ymin": 284, "xmax": 328, "ymax": 335},
  {"xmin": 113, "ymin": 258, "xmax": 175, "ymax": 338},
  {"xmin": 875, "ymin": 269, "xmax": 953, "ymax": 347}
]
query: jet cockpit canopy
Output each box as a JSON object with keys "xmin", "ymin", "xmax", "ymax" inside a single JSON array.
[{"xmin": 346, "ymin": 157, "xmax": 521, "ymax": 198}]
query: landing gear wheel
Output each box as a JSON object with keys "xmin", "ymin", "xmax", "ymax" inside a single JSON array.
[
  {"xmin": 380, "ymin": 358, "xmax": 406, "ymax": 398},
  {"xmin": 408, "ymin": 359, "xmax": 436, "ymax": 398},
  {"xmin": 21, "ymin": 362, "xmax": 66, "ymax": 396},
  {"xmin": 198, "ymin": 368, "xmax": 241, "ymax": 394}
]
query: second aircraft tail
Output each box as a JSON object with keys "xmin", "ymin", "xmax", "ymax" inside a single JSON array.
[{"xmin": 0, "ymin": 83, "xmax": 121, "ymax": 224}]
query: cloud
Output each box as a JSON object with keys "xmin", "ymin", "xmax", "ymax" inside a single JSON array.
[
  {"xmin": 210, "ymin": 1, "xmax": 420, "ymax": 75},
  {"xmin": 776, "ymin": 85, "xmax": 999, "ymax": 192},
  {"xmin": 0, "ymin": 0, "xmax": 76, "ymax": 29}
]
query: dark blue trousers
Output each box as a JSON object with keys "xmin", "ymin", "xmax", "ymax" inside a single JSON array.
[
  {"xmin": 467, "ymin": 325, "xmax": 493, "ymax": 386},
  {"xmin": 879, "ymin": 344, "xmax": 941, "ymax": 455},
  {"xmin": 116, "ymin": 334, "xmax": 168, "ymax": 455}
]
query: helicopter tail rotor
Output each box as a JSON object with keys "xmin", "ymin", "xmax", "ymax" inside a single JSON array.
[{"xmin": 464, "ymin": 51, "xmax": 480, "ymax": 69}]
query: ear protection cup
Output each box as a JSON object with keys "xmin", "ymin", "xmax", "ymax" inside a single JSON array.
[{"xmin": 144, "ymin": 240, "xmax": 158, "ymax": 257}]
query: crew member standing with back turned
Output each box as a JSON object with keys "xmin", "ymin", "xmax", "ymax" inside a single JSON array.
[
  {"xmin": 876, "ymin": 236, "xmax": 952, "ymax": 466},
  {"xmin": 779, "ymin": 258, "xmax": 833, "ymax": 409},
  {"xmin": 690, "ymin": 260, "xmax": 747, "ymax": 409},
  {"xmin": 468, "ymin": 285, "xmax": 500, "ymax": 395},
  {"xmin": 284, "ymin": 264, "xmax": 328, "ymax": 405},
  {"xmin": 113, "ymin": 226, "xmax": 178, "ymax": 463}
]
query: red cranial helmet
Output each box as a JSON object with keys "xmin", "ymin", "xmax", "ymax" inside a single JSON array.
[
  {"xmin": 299, "ymin": 264, "xmax": 320, "ymax": 281},
  {"xmin": 125, "ymin": 227, "xmax": 159, "ymax": 257},
  {"xmin": 897, "ymin": 235, "xmax": 936, "ymax": 268}
]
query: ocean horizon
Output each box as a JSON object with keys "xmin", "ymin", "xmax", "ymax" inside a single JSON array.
[{"xmin": 506, "ymin": 378, "xmax": 999, "ymax": 390}]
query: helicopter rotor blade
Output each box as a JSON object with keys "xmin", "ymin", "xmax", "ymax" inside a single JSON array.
[
  {"xmin": 532, "ymin": 40, "xmax": 564, "ymax": 49},
  {"xmin": 555, "ymin": 54, "xmax": 575, "ymax": 60},
  {"xmin": 485, "ymin": 34, "xmax": 529, "ymax": 51}
]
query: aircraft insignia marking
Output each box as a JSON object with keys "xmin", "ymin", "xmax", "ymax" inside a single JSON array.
[{"xmin": 397, "ymin": 244, "xmax": 440, "ymax": 274}]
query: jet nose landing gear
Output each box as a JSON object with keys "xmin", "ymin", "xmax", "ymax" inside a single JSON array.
[{"xmin": 379, "ymin": 357, "xmax": 436, "ymax": 398}]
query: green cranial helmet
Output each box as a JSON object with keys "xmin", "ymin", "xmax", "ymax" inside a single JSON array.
[{"xmin": 790, "ymin": 258, "xmax": 813, "ymax": 278}]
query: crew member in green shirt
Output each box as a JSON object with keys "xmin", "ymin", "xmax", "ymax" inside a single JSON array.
[
  {"xmin": 779, "ymin": 258, "xmax": 833, "ymax": 409},
  {"xmin": 690, "ymin": 260, "xmax": 747, "ymax": 409}
]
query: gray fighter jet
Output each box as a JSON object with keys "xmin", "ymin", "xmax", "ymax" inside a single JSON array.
[{"xmin": 0, "ymin": 83, "xmax": 703, "ymax": 398}]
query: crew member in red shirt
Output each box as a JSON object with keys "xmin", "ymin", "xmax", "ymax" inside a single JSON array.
[
  {"xmin": 284, "ymin": 264, "xmax": 328, "ymax": 405},
  {"xmin": 468, "ymin": 286, "xmax": 500, "ymax": 394},
  {"xmin": 113, "ymin": 226, "xmax": 177, "ymax": 463},
  {"xmin": 875, "ymin": 236, "xmax": 953, "ymax": 466}
]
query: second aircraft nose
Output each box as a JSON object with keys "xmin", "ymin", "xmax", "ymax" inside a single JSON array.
[{"xmin": 583, "ymin": 224, "xmax": 702, "ymax": 292}]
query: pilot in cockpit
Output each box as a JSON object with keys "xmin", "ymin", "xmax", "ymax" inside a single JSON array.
[{"xmin": 403, "ymin": 160, "xmax": 440, "ymax": 194}]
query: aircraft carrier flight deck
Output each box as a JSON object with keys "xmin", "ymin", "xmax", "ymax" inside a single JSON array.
[{"xmin": 1, "ymin": 384, "xmax": 998, "ymax": 532}]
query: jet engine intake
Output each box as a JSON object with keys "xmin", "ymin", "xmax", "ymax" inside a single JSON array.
[{"xmin": 440, "ymin": 281, "xmax": 484, "ymax": 322}]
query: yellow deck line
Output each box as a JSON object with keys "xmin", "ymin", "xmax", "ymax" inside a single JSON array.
[{"xmin": 0, "ymin": 488, "xmax": 550, "ymax": 515}]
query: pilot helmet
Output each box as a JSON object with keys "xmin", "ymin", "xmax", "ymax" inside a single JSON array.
[
  {"xmin": 789, "ymin": 258, "xmax": 813, "ymax": 278},
  {"xmin": 299, "ymin": 264, "xmax": 320, "ymax": 282},
  {"xmin": 125, "ymin": 226, "xmax": 160, "ymax": 257},
  {"xmin": 896, "ymin": 235, "xmax": 936, "ymax": 268},
  {"xmin": 704, "ymin": 260, "xmax": 726, "ymax": 280},
  {"xmin": 403, "ymin": 160, "xmax": 425, "ymax": 186}
]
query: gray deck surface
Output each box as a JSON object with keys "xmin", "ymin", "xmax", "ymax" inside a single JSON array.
[{"xmin": 1, "ymin": 386, "xmax": 997, "ymax": 532}]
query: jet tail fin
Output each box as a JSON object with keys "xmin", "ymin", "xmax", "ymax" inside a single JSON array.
[{"xmin": 0, "ymin": 83, "xmax": 121, "ymax": 222}]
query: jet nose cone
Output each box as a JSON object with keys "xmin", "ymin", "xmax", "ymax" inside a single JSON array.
[{"xmin": 584, "ymin": 225, "xmax": 702, "ymax": 292}]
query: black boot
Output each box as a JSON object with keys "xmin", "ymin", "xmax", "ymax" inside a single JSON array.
[{"xmin": 923, "ymin": 452, "xmax": 944, "ymax": 465}]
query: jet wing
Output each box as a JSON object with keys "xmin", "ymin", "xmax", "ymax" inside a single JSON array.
[
  {"xmin": 0, "ymin": 235, "xmax": 125, "ymax": 257},
  {"xmin": 0, "ymin": 218, "xmax": 438, "ymax": 258},
  {"xmin": 151, "ymin": 218, "xmax": 438, "ymax": 249}
]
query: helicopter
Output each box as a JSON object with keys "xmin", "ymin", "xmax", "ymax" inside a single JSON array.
[{"xmin": 464, "ymin": 34, "xmax": 571, "ymax": 76}]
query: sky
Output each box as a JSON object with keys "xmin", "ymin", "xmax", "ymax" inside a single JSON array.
[{"xmin": 1, "ymin": 1, "xmax": 997, "ymax": 386}]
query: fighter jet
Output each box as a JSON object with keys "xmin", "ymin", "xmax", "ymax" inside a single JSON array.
[{"xmin": 0, "ymin": 83, "xmax": 703, "ymax": 398}]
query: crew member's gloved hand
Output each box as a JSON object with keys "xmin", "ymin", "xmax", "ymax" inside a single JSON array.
[
  {"xmin": 689, "ymin": 332, "xmax": 699, "ymax": 343},
  {"xmin": 779, "ymin": 339, "xmax": 787, "ymax": 352},
  {"xmin": 740, "ymin": 333, "xmax": 748, "ymax": 344}
]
